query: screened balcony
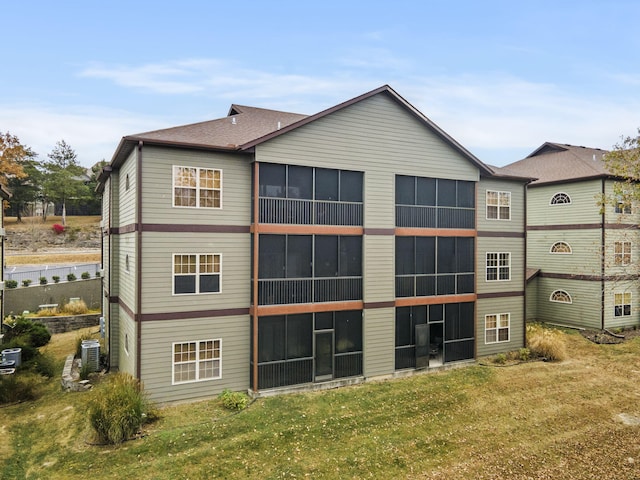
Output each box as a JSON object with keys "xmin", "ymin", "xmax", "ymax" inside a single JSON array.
[
  {"xmin": 259, "ymin": 197, "xmax": 363, "ymax": 226},
  {"xmin": 395, "ymin": 273, "xmax": 475, "ymax": 297},
  {"xmin": 258, "ymin": 276, "xmax": 363, "ymax": 305},
  {"xmin": 395, "ymin": 205, "xmax": 474, "ymax": 229}
]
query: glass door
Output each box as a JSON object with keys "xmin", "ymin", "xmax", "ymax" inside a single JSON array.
[{"xmin": 314, "ymin": 331, "xmax": 333, "ymax": 381}]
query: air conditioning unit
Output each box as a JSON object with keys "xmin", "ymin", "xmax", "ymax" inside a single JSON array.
[{"xmin": 81, "ymin": 340, "xmax": 100, "ymax": 372}]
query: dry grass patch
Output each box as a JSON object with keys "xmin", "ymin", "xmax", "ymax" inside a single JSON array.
[
  {"xmin": 6, "ymin": 252, "xmax": 100, "ymax": 265},
  {"xmin": 526, "ymin": 322, "xmax": 568, "ymax": 361}
]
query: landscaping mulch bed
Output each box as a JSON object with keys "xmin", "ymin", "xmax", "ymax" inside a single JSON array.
[{"xmin": 580, "ymin": 327, "xmax": 640, "ymax": 344}]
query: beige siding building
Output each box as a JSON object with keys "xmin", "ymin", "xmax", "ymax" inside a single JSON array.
[
  {"xmin": 99, "ymin": 86, "xmax": 530, "ymax": 403},
  {"xmin": 503, "ymin": 142, "xmax": 640, "ymax": 331},
  {"xmin": 0, "ymin": 185, "xmax": 10, "ymax": 323}
]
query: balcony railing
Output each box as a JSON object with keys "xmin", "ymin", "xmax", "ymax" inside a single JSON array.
[
  {"xmin": 258, "ymin": 277, "xmax": 363, "ymax": 305},
  {"xmin": 395, "ymin": 273, "xmax": 475, "ymax": 297},
  {"xmin": 259, "ymin": 197, "xmax": 363, "ymax": 226},
  {"xmin": 396, "ymin": 205, "xmax": 474, "ymax": 229},
  {"xmin": 257, "ymin": 358, "xmax": 313, "ymax": 389}
]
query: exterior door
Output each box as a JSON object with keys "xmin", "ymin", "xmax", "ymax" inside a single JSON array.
[
  {"xmin": 315, "ymin": 331, "xmax": 333, "ymax": 381},
  {"xmin": 415, "ymin": 323, "xmax": 429, "ymax": 368}
]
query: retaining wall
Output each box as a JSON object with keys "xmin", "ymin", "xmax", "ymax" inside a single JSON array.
[
  {"xmin": 4, "ymin": 278, "xmax": 102, "ymax": 315},
  {"xmin": 33, "ymin": 313, "xmax": 101, "ymax": 334}
]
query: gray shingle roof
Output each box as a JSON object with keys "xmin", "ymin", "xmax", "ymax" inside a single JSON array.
[{"xmin": 500, "ymin": 142, "xmax": 610, "ymax": 185}]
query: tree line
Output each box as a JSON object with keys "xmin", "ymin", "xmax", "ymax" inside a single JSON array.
[{"xmin": 0, "ymin": 132, "xmax": 104, "ymax": 222}]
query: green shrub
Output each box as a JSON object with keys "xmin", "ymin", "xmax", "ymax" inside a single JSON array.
[
  {"xmin": 81, "ymin": 271, "xmax": 91, "ymax": 280},
  {"xmin": 5, "ymin": 280, "xmax": 18, "ymax": 289},
  {"xmin": 52, "ymin": 276, "xmax": 60, "ymax": 283},
  {"xmin": 39, "ymin": 276, "xmax": 48, "ymax": 285},
  {"xmin": 494, "ymin": 353, "xmax": 507, "ymax": 365},
  {"xmin": 22, "ymin": 279, "xmax": 32, "ymax": 287},
  {"xmin": 526, "ymin": 324, "xmax": 567, "ymax": 362},
  {"xmin": 519, "ymin": 347, "xmax": 531, "ymax": 361},
  {"xmin": 218, "ymin": 389, "xmax": 250, "ymax": 411},
  {"xmin": 88, "ymin": 373, "xmax": 157, "ymax": 444},
  {"xmin": 67, "ymin": 273, "xmax": 77, "ymax": 282},
  {"xmin": 30, "ymin": 351, "xmax": 58, "ymax": 378},
  {"xmin": 3, "ymin": 316, "xmax": 51, "ymax": 347},
  {"xmin": 0, "ymin": 373, "xmax": 46, "ymax": 403}
]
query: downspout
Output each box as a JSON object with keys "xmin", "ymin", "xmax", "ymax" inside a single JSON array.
[
  {"xmin": 601, "ymin": 178, "xmax": 606, "ymax": 330},
  {"xmin": 251, "ymin": 161, "xmax": 260, "ymax": 393},
  {"xmin": 107, "ymin": 171, "xmax": 113, "ymax": 368},
  {"xmin": 136, "ymin": 141, "xmax": 143, "ymax": 380},
  {"xmin": 523, "ymin": 180, "xmax": 529, "ymax": 344},
  {"xmin": 473, "ymin": 180, "xmax": 478, "ymax": 360}
]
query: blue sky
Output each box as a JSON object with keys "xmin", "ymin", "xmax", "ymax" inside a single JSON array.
[{"xmin": 3, "ymin": 0, "xmax": 640, "ymax": 167}]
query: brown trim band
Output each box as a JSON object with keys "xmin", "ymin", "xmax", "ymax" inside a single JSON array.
[
  {"xmin": 477, "ymin": 231, "xmax": 525, "ymax": 238},
  {"xmin": 252, "ymin": 301, "xmax": 364, "ymax": 316},
  {"xmin": 142, "ymin": 224, "xmax": 250, "ymax": 233},
  {"xmin": 110, "ymin": 224, "xmax": 137, "ymax": 234},
  {"xmin": 115, "ymin": 297, "xmax": 135, "ymax": 319},
  {"xmin": 141, "ymin": 307, "xmax": 250, "ymax": 322},
  {"xmin": 395, "ymin": 293, "xmax": 477, "ymax": 307},
  {"xmin": 363, "ymin": 301, "xmax": 395, "ymax": 309},
  {"xmin": 363, "ymin": 228, "xmax": 395, "ymax": 235},
  {"xmin": 254, "ymin": 224, "xmax": 363, "ymax": 235},
  {"xmin": 539, "ymin": 272, "xmax": 640, "ymax": 281},
  {"xmin": 477, "ymin": 291, "xmax": 524, "ymax": 299}
]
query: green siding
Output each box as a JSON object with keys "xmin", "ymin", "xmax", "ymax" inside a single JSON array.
[
  {"xmin": 526, "ymin": 277, "xmax": 538, "ymax": 321},
  {"xmin": 476, "ymin": 237, "xmax": 525, "ymax": 294},
  {"xmin": 476, "ymin": 296, "xmax": 525, "ymax": 357},
  {"xmin": 141, "ymin": 147, "xmax": 252, "ymax": 226},
  {"xmin": 527, "ymin": 180, "xmax": 603, "ymax": 226},
  {"xmin": 535, "ymin": 277, "xmax": 602, "ymax": 329},
  {"xmin": 118, "ymin": 233, "xmax": 136, "ymax": 310},
  {"xmin": 140, "ymin": 232, "xmax": 250, "ymax": 314},
  {"xmin": 603, "ymin": 279, "xmax": 640, "ymax": 329},
  {"xmin": 477, "ymin": 177, "xmax": 526, "ymax": 233},
  {"xmin": 117, "ymin": 309, "xmax": 136, "ymax": 376},
  {"xmin": 363, "ymin": 307, "xmax": 395, "ymax": 378},
  {"xmin": 140, "ymin": 315, "xmax": 250, "ymax": 404},
  {"xmin": 527, "ymin": 229, "xmax": 601, "ymax": 274},
  {"xmin": 363, "ymin": 235, "xmax": 394, "ymax": 303},
  {"xmin": 118, "ymin": 152, "xmax": 137, "ymax": 226}
]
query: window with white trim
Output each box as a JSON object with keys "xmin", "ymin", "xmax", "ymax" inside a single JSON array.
[
  {"xmin": 486, "ymin": 252, "xmax": 510, "ymax": 281},
  {"xmin": 550, "ymin": 192, "xmax": 571, "ymax": 205},
  {"xmin": 550, "ymin": 290, "xmax": 572, "ymax": 303},
  {"xmin": 173, "ymin": 166, "xmax": 222, "ymax": 208},
  {"xmin": 173, "ymin": 254, "xmax": 221, "ymax": 294},
  {"xmin": 550, "ymin": 241, "xmax": 572, "ymax": 254},
  {"xmin": 614, "ymin": 241, "xmax": 632, "ymax": 266},
  {"xmin": 614, "ymin": 292, "xmax": 632, "ymax": 317},
  {"xmin": 172, "ymin": 339, "xmax": 221, "ymax": 384},
  {"xmin": 485, "ymin": 313, "xmax": 510, "ymax": 343},
  {"xmin": 486, "ymin": 190, "xmax": 511, "ymax": 220}
]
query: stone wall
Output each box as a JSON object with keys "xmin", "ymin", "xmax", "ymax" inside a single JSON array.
[
  {"xmin": 33, "ymin": 313, "xmax": 101, "ymax": 334},
  {"xmin": 4, "ymin": 278, "xmax": 102, "ymax": 315}
]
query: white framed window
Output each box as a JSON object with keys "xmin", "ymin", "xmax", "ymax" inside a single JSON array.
[
  {"xmin": 550, "ymin": 290, "xmax": 572, "ymax": 304},
  {"xmin": 485, "ymin": 313, "xmax": 510, "ymax": 343},
  {"xmin": 614, "ymin": 241, "xmax": 632, "ymax": 265},
  {"xmin": 173, "ymin": 166, "xmax": 222, "ymax": 208},
  {"xmin": 614, "ymin": 292, "xmax": 632, "ymax": 317},
  {"xmin": 486, "ymin": 252, "xmax": 510, "ymax": 281},
  {"xmin": 172, "ymin": 339, "xmax": 221, "ymax": 384},
  {"xmin": 486, "ymin": 190, "xmax": 511, "ymax": 220},
  {"xmin": 550, "ymin": 192, "xmax": 571, "ymax": 205},
  {"xmin": 173, "ymin": 254, "xmax": 221, "ymax": 295},
  {"xmin": 550, "ymin": 241, "xmax": 572, "ymax": 254}
]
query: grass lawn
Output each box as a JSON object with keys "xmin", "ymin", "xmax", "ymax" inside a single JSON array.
[{"xmin": 2, "ymin": 327, "xmax": 640, "ymax": 479}]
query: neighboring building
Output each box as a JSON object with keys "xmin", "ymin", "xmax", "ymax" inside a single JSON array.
[
  {"xmin": 0, "ymin": 184, "xmax": 10, "ymax": 324},
  {"xmin": 502, "ymin": 142, "xmax": 640, "ymax": 330},
  {"xmin": 98, "ymin": 85, "xmax": 530, "ymax": 403}
]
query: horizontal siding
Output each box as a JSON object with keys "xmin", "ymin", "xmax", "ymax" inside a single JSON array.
[
  {"xmin": 527, "ymin": 229, "xmax": 602, "ymax": 274},
  {"xmin": 477, "ymin": 177, "xmax": 526, "ymax": 233},
  {"xmin": 528, "ymin": 180, "xmax": 602, "ymax": 226},
  {"xmin": 363, "ymin": 235, "xmax": 394, "ymax": 303},
  {"xmin": 118, "ymin": 152, "xmax": 137, "ymax": 226},
  {"xmin": 140, "ymin": 232, "xmax": 251, "ymax": 314},
  {"xmin": 476, "ymin": 296, "xmax": 525, "ymax": 357},
  {"xmin": 363, "ymin": 307, "xmax": 395, "ymax": 377},
  {"xmin": 140, "ymin": 315, "xmax": 250, "ymax": 404},
  {"xmin": 533, "ymin": 277, "xmax": 602, "ymax": 329},
  {"xmin": 117, "ymin": 234, "xmax": 136, "ymax": 309},
  {"xmin": 604, "ymin": 229, "xmax": 640, "ymax": 276},
  {"xmin": 476, "ymin": 237, "xmax": 525, "ymax": 294},
  {"xmin": 255, "ymin": 94, "xmax": 480, "ymax": 230},
  {"xmin": 141, "ymin": 147, "xmax": 252, "ymax": 226},
  {"xmin": 604, "ymin": 179, "xmax": 640, "ymax": 224},
  {"xmin": 117, "ymin": 309, "xmax": 136, "ymax": 376},
  {"xmin": 526, "ymin": 278, "xmax": 538, "ymax": 321},
  {"xmin": 603, "ymin": 279, "xmax": 640, "ymax": 329},
  {"xmin": 107, "ymin": 304, "xmax": 120, "ymax": 368}
]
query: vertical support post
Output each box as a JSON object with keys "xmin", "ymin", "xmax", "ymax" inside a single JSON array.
[{"xmin": 252, "ymin": 162, "xmax": 260, "ymax": 392}]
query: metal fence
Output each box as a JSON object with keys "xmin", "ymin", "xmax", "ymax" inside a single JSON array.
[{"xmin": 5, "ymin": 263, "xmax": 101, "ymax": 285}]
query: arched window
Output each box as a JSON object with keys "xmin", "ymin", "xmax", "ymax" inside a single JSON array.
[
  {"xmin": 550, "ymin": 241, "xmax": 572, "ymax": 254},
  {"xmin": 550, "ymin": 192, "xmax": 571, "ymax": 205},
  {"xmin": 550, "ymin": 290, "xmax": 572, "ymax": 304}
]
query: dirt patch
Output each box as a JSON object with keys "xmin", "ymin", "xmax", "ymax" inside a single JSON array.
[{"xmin": 580, "ymin": 327, "xmax": 640, "ymax": 344}]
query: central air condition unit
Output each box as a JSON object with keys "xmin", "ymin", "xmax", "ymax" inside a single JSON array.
[{"xmin": 81, "ymin": 340, "xmax": 100, "ymax": 372}]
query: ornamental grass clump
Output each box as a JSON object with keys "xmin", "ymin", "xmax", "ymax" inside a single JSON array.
[
  {"xmin": 61, "ymin": 299, "xmax": 88, "ymax": 315},
  {"xmin": 88, "ymin": 373, "xmax": 158, "ymax": 445},
  {"xmin": 526, "ymin": 323, "xmax": 567, "ymax": 361}
]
